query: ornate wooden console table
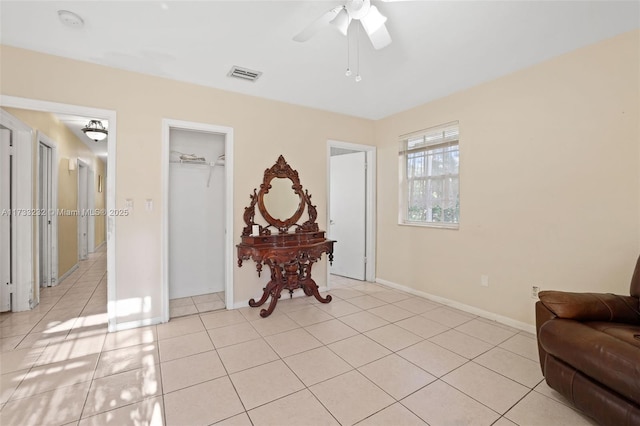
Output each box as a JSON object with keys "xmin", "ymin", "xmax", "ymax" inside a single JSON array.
[{"xmin": 237, "ymin": 156, "xmax": 334, "ymax": 318}]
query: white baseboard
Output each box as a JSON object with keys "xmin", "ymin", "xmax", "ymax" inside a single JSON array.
[
  {"xmin": 375, "ymin": 278, "xmax": 536, "ymax": 335},
  {"xmin": 57, "ymin": 263, "xmax": 79, "ymax": 285},
  {"xmin": 109, "ymin": 316, "xmax": 164, "ymax": 333},
  {"xmin": 232, "ymin": 286, "xmax": 329, "ymax": 310}
]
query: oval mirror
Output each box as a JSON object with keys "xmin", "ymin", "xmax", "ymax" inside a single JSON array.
[{"xmin": 262, "ymin": 177, "xmax": 302, "ymax": 222}]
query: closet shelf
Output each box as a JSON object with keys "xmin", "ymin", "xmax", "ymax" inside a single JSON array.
[{"xmin": 170, "ymin": 159, "xmax": 224, "ymax": 167}]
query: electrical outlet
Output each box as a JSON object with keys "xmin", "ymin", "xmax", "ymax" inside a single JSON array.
[
  {"xmin": 531, "ymin": 286, "xmax": 540, "ymax": 299},
  {"xmin": 481, "ymin": 275, "xmax": 489, "ymax": 287}
]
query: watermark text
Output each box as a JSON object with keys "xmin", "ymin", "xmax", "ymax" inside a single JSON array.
[{"xmin": 1, "ymin": 208, "xmax": 129, "ymax": 217}]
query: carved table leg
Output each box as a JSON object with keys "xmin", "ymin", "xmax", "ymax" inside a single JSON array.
[
  {"xmin": 303, "ymin": 285, "xmax": 313, "ymax": 297},
  {"xmin": 300, "ymin": 262, "xmax": 332, "ymax": 304},
  {"xmin": 249, "ymin": 279, "xmax": 276, "ymax": 307},
  {"xmin": 259, "ymin": 288, "xmax": 282, "ymax": 317},
  {"xmin": 304, "ymin": 278, "xmax": 332, "ymax": 304},
  {"xmin": 248, "ymin": 256, "xmax": 333, "ymax": 317},
  {"xmin": 252, "ymin": 260, "xmax": 287, "ymax": 317}
]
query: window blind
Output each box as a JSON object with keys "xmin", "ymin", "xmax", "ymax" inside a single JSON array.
[
  {"xmin": 399, "ymin": 122, "xmax": 459, "ymax": 154},
  {"xmin": 399, "ymin": 121, "xmax": 460, "ymax": 227}
]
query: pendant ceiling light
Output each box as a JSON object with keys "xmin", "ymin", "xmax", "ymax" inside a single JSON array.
[{"xmin": 82, "ymin": 120, "xmax": 108, "ymax": 142}]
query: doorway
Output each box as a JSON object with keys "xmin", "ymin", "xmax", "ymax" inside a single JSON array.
[
  {"xmin": 0, "ymin": 128, "xmax": 12, "ymax": 311},
  {"xmin": 37, "ymin": 134, "xmax": 58, "ymax": 288},
  {"xmin": 168, "ymin": 129, "xmax": 225, "ymax": 316},
  {"xmin": 1, "ymin": 95, "xmax": 117, "ymax": 330},
  {"xmin": 0, "ymin": 110, "xmax": 34, "ymax": 312},
  {"xmin": 330, "ymin": 150, "xmax": 366, "ymax": 280},
  {"xmin": 77, "ymin": 160, "xmax": 90, "ymax": 261},
  {"xmin": 161, "ymin": 119, "xmax": 234, "ymax": 322},
  {"xmin": 327, "ymin": 140, "xmax": 376, "ymax": 284}
]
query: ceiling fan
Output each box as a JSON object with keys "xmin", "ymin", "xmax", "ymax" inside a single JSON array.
[{"xmin": 293, "ymin": 0, "xmax": 393, "ymax": 50}]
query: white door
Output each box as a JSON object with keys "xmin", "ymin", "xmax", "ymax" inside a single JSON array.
[
  {"xmin": 78, "ymin": 163, "xmax": 89, "ymax": 260},
  {"xmin": 0, "ymin": 129, "xmax": 12, "ymax": 311},
  {"xmin": 329, "ymin": 151, "xmax": 366, "ymax": 280},
  {"xmin": 38, "ymin": 143, "xmax": 54, "ymax": 287},
  {"xmin": 87, "ymin": 169, "xmax": 95, "ymax": 254}
]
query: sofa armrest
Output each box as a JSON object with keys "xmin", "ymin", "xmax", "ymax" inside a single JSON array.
[
  {"xmin": 535, "ymin": 301, "xmax": 557, "ymax": 375},
  {"xmin": 538, "ymin": 291, "xmax": 640, "ymax": 323}
]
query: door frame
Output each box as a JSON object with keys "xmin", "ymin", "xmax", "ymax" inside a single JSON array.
[
  {"xmin": 161, "ymin": 118, "xmax": 234, "ymax": 322},
  {"xmin": 0, "ymin": 128, "xmax": 11, "ymax": 312},
  {"xmin": 87, "ymin": 167, "xmax": 96, "ymax": 254},
  {"xmin": 0, "ymin": 109, "xmax": 34, "ymax": 311},
  {"xmin": 1, "ymin": 95, "xmax": 117, "ymax": 329},
  {"xmin": 77, "ymin": 159, "xmax": 91, "ymax": 261},
  {"xmin": 326, "ymin": 140, "xmax": 376, "ymax": 284},
  {"xmin": 36, "ymin": 132, "xmax": 59, "ymax": 292}
]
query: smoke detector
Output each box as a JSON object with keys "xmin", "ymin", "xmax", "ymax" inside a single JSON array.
[{"xmin": 58, "ymin": 10, "xmax": 84, "ymax": 28}]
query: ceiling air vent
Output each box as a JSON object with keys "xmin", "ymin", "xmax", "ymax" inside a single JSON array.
[{"xmin": 227, "ymin": 66, "xmax": 262, "ymax": 82}]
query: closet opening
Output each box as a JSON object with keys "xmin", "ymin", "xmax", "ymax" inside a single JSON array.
[{"xmin": 168, "ymin": 128, "xmax": 226, "ymax": 317}]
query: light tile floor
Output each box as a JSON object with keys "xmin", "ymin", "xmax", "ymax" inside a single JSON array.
[
  {"xmin": 0, "ymin": 248, "xmax": 598, "ymax": 425},
  {"xmin": 170, "ymin": 292, "xmax": 226, "ymax": 318}
]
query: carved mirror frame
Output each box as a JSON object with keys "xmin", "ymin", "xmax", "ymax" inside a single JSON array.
[{"xmin": 242, "ymin": 155, "xmax": 319, "ymax": 235}]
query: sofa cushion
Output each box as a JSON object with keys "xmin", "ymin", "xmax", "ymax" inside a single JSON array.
[
  {"xmin": 539, "ymin": 319, "xmax": 640, "ymax": 404},
  {"xmin": 586, "ymin": 322, "xmax": 640, "ymax": 350}
]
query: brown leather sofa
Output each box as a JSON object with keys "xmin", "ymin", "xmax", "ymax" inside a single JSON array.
[{"xmin": 535, "ymin": 256, "xmax": 640, "ymax": 425}]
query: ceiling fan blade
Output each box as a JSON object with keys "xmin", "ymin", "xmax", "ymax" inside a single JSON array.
[
  {"xmin": 330, "ymin": 7, "xmax": 351, "ymax": 36},
  {"xmin": 365, "ymin": 22, "xmax": 392, "ymax": 49},
  {"xmin": 360, "ymin": 5, "xmax": 392, "ymax": 49},
  {"xmin": 293, "ymin": 7, "xmax": 342, "ymax": 42}
]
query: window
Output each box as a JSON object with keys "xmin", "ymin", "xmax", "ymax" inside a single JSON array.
[{"xmin": 399, "ymin": 122, "xmax": 459, "ymax": 228}]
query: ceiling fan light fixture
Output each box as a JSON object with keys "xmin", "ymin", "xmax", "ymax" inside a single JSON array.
[
  {"xmin": 293, "ymin": 0, "xmax": 391, "ymax": 50},
  {"xmin": 57, "ymin": 10, "xmax": 84, "ymax": 29},
  {"xmin": 345, "ymin": 0, "xmax": 371, "ymax": 20},
  {"xmin": 82, "ymin": 120, "xmax": 108, "ymax": 142}
]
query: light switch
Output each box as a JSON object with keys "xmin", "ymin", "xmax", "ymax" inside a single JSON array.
[
  {"xmin": 145, "ymin": 199, "xmax": 153, "ymax": 211},
  {"xmin": 125, "ymin": 199, "xmax": 133, "ymax": 210},
  {"xmin": 481, "ymin": 275, "xmax": 489, "ymax": 287}
]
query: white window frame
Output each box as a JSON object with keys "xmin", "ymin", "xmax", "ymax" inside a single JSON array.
[{"xmin": 399, "ymin": 121, "xmax": 460, "ymax": 229}]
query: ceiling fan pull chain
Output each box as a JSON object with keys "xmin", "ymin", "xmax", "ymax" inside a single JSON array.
[
  {"xmin": 355, "ymin": 24, "xmax": 362, "ymax": 82},
  {"xmin": 345, "ymin": 23, "xmax": 352, "ymax": 77}
]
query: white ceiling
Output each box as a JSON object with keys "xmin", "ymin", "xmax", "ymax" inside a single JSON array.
[{"xmin": 1, "ymin": 1, "xmax": 638, "ymax": 120}]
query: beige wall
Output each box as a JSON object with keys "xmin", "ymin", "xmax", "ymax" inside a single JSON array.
[
  {"xmin": 1, "ymin": 29, "xmax": 638, "ymax": 329},
  {"xmin": 2, "ymin": 108, "xmax": 107, "ymax": 278},
  {"xmin": 0, "ymin": 44, "xmax": 373, "ymax": 327},
  {"xmin": 374, "ymin": 30, "xmax": 640, "ymax": 326}
]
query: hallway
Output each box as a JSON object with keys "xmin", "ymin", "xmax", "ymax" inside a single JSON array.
[{"xmin": 1, "ymin": 245, "xmax": 108, "ymax": 352}]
